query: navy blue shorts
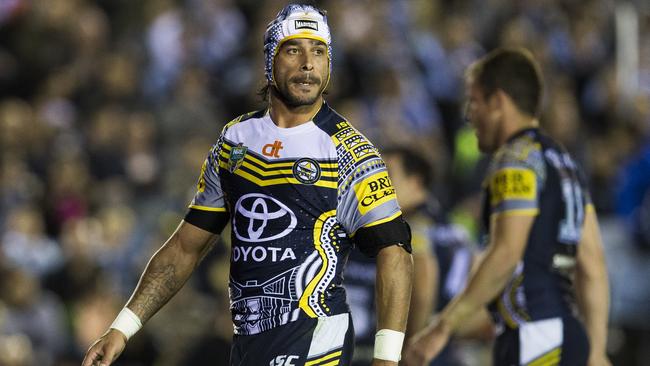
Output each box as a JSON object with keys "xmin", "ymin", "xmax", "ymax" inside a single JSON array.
[
  {"xmin": 231, "ymin": 313, "xmax": 354, "ymax": 366},
  {"xmin": 493, "ymin": 316, "xmax": 589, "ymax": 366}
]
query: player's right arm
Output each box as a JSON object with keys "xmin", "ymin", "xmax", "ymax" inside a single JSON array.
[
  {"xmin": 83, "ymin": 141, "xmax": 230, "ymax": 366},
  {"xmin": 575, "ymin": 207, "xmax": 612, "ymax": 366},
  {"xmin": 81, "ymin": 221, "xmax": 219, "ymax": 366}
]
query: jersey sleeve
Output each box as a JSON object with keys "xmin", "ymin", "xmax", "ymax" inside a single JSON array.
[
  {"xmin": 409, "ymin": 216, "xmax": 434, "ymax": 255},
  {"xmin": 576, "ymin": 163, "xmax": 595, "ymax": 213},
  {"xmin": 487, "ymin": 149, "xmax": 543, "ymax": 217},
  {"xmin": 184, "ymin": 143, "xmax": 230, "ymax": 234},
  {"xmin": 333, "ymin": 124, "xmax": 411, "ymax": 257}
]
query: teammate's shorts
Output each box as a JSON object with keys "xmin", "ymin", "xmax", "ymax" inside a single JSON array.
[
  {"xmin": 493, "ymin": 316, "xmax": 589, "ymax": 366},
  {"xmin": 231, "ymin": 312, "xmax": 354, "ymax": 366}
]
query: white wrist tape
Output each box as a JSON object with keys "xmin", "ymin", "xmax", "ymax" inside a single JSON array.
[
  {"xmin": 374, "ymin": 329, "xmax": 405, "ymax": 362},
  {"xmin": 109, "ymin": 308, "xmax": 143, "ymax": 340}
]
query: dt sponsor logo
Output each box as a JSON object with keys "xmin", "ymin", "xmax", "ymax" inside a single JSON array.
[
  {"xmin": 270, "ymin": 355, "xmax": 299, "ymax": 366},
  {"xmin": 262, "ymin": 140, "xmax": 284, "ymax": 158}
]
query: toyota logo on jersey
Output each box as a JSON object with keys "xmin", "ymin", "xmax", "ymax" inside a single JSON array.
[{"xmin": 233, "ymin": 193, "xmax": 297, "ymax": 242}]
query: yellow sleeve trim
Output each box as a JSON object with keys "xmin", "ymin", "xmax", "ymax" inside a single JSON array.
[
  {"xmin": 319, "ymin": 360, "xmax": 340, "ymax": 366},
  {"xmin": 527, "ymin": 347, "xmax": 561, "ymax": 366},
  {"xmin": 188, "ymin": 205, "xmax": 227, "ymax": 212},
  {"xmin": 362, "ymin": 211, "xmax": 402, "ymax": 229},
  {"xmin": 305, "ymin": 350, "xmax": 342, "ymax": 366},
  {"xmin": 491, "ymin": 208, "xmax": 539, "ymax": 218}
]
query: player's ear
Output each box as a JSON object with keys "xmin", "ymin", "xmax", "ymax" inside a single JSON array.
[{"xmin": 490, "ymin": 89, "xmax": 506, "ymax": 110}]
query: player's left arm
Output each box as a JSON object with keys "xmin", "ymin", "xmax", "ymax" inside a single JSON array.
[
  {"xmin": 374, "ymin": 243, "xmax": 414, "ymax": 366},
  {"xmin": 575, "ymin": 207, "xmax": 611, "ymax": 366},
  {"xmin": 333, "ymin": 131, "xmax": 413, "ymax": 365}
]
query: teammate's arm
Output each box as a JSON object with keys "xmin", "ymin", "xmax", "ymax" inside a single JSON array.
[
  {"xmin": 575, "ymin": 208, "xmax": 612, "ymax": 366},
  {"xmin": 81, "ymin": 221, "xmax": 219, "ymax": 366},
  {"xmin": 404, "ymin": 213, "xmax": 534, "ymax": 365},
  {"xmin": 405, "ymin": 248, "xmax": 437, "ymax": 339},
  {"xmin": 373, "ymin": 244, "xmax": 413, "ymax": 366}
]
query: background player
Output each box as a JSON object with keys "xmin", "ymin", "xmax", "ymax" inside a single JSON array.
[
  {"xmin": 345, "ymin": 146, "xmax": 490, "ymax": 366},
  {"xmin": 404, "ymin": 48, "xmax": 611, "ymax": 366}
]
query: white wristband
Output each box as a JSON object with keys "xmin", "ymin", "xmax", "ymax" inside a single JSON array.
[
  {"xmin": 110, "ymin": 308, "xmax": 143, "ymax": 340},
  {"xmin": 374, "ymin": 329, "xmax": 405, "ymax": 362}
]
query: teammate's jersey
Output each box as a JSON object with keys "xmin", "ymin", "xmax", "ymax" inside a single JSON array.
[
  {"xmin": 480, "ymin": 128, "xmax": 592, "ymax": 329},
  {"xmin": 184, "ymin": 102, "xmax": 410, "ymax": 336}
]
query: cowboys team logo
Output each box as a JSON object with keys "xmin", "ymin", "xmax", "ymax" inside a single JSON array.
[
  {"xmin": 228, "ymin": 143, "xmax": 248, "ymax": 172},
  {"xmin": 292, "ymin": 158, "xmax": 321, "ymax": 184}
]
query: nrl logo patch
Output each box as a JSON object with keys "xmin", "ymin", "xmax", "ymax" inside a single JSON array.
[
  {"xmin": 292, "ymin": 158, "xmax": 321, "ymax": 184},
  {"xmin": 228, "ymin": 143, "xmax": 248, "ymax": 173},
  {"xmin": 295, "ymin": 19, "xmax": 318, "ymax": 31}
]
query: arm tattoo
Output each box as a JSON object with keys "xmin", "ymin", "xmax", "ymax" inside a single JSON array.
[{"xmin": 129, "ymin": 263, "xmax": 181, "ymax": 322}]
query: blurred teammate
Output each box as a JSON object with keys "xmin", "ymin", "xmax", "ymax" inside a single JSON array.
[
  {"xmin": 82, "ymin": 4, "xmax": 413, "ymax": 366},
  {"xmin": 404, "ymin": 48, "xmax": 611, "ymax": 366},
  {"xmin": 345, "ymin": 147, "xmax": 478, "ymax": 366}
]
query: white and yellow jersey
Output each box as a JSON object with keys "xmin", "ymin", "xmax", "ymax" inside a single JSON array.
[{"xmin": 184, "ymin": 102, "xmax": 411, "ymax": 335}]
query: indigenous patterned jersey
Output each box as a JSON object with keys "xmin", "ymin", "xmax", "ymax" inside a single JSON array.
[
  {"xmin": 184, "ymin": 102, "xmax": 410, "ymax": 335},
  {"xmin": 481, "ymin": 128, "xmax": 592, "ymax": 329}
]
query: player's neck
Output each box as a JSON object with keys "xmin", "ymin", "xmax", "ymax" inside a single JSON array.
[
  {"xmin": 501, "ymin": 113, "xmax": 539, "ymax": 146},
  {"xmin": 269, "ymin": 94, "xmax": 323, "ymax": 128}
]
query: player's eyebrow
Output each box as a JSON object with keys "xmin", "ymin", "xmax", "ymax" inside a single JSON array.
[{"xmin": 283, "ymin": 39, "xmax": 326, "ymax": 47}]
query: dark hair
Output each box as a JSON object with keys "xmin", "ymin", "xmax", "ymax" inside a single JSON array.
[
  {"xmin": 468, "ymin": 48, "xmax": 543, "ymax": 117},
  {"xmin": 257, "ymin": 82, "xmax": 271, "ymax": 103},
  {"xmin": 382, "ymin": 147, "xmax": 433, "ymax": 188}
]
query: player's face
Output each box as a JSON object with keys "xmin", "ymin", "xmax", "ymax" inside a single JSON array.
[
  {"xmin": 273, "ymin": 38, "xmax": 329, "ymax": 107},
  {"xmin": 465, "ymin": 81, "xmax": 501, "ymax": 153}
]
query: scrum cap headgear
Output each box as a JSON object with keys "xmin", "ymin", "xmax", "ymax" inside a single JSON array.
[{"xmin": 263, "ymin": 4, "xmax": 332, "ymax": 85}]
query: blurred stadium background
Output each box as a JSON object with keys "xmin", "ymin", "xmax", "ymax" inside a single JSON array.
[{"xmin": 0, "ymin": 0, "xmax": 649, "ymax": 365}]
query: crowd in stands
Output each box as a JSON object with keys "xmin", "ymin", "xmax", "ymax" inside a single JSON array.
[{"xmin": 0, "ymin": 0, "xmax": 649, "ymax": 365}]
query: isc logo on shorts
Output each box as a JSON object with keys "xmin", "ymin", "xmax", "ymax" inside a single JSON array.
[{"xmin": 270, "ymin": 355, "xmax": 299, "ymax": 366}]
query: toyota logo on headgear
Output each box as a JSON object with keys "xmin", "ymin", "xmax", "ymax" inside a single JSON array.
[{"xmin": 233, "ymin": 193, "xmax": 297, "ymax": 242}]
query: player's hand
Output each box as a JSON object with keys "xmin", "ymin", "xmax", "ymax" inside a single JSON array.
[
  {"xmin": 371, "ymin": 359, "xmax": 397, "ymax": 366},
  {"xmin": 81, "ymin": 329, "xmax": 127, "ymax": 366},
  {"xmin": 402, "ymin": 318, "xmax": 451, "ymax": 366}
]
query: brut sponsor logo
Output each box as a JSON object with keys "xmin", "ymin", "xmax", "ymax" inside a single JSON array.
[
  {"xmin": 361, "ymin": 176, "xmax": 395, "ymax": 207},
  {"xmin": 232, "ymin": 246, "xmax": 297, "ymax": 263}
]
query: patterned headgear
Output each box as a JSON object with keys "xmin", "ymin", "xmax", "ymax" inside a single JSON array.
[{"xmin": 263, "ymin": 4, "xmax": 332, "ymax": 85}]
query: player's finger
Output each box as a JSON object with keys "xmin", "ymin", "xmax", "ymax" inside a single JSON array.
[
  {"xmin": 97, "ymin": 344, "xmax": 120, "ymax": 366},
  {"xmin": 81, "ymin": 349, "xmax": 101, "ymax": 366}
]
